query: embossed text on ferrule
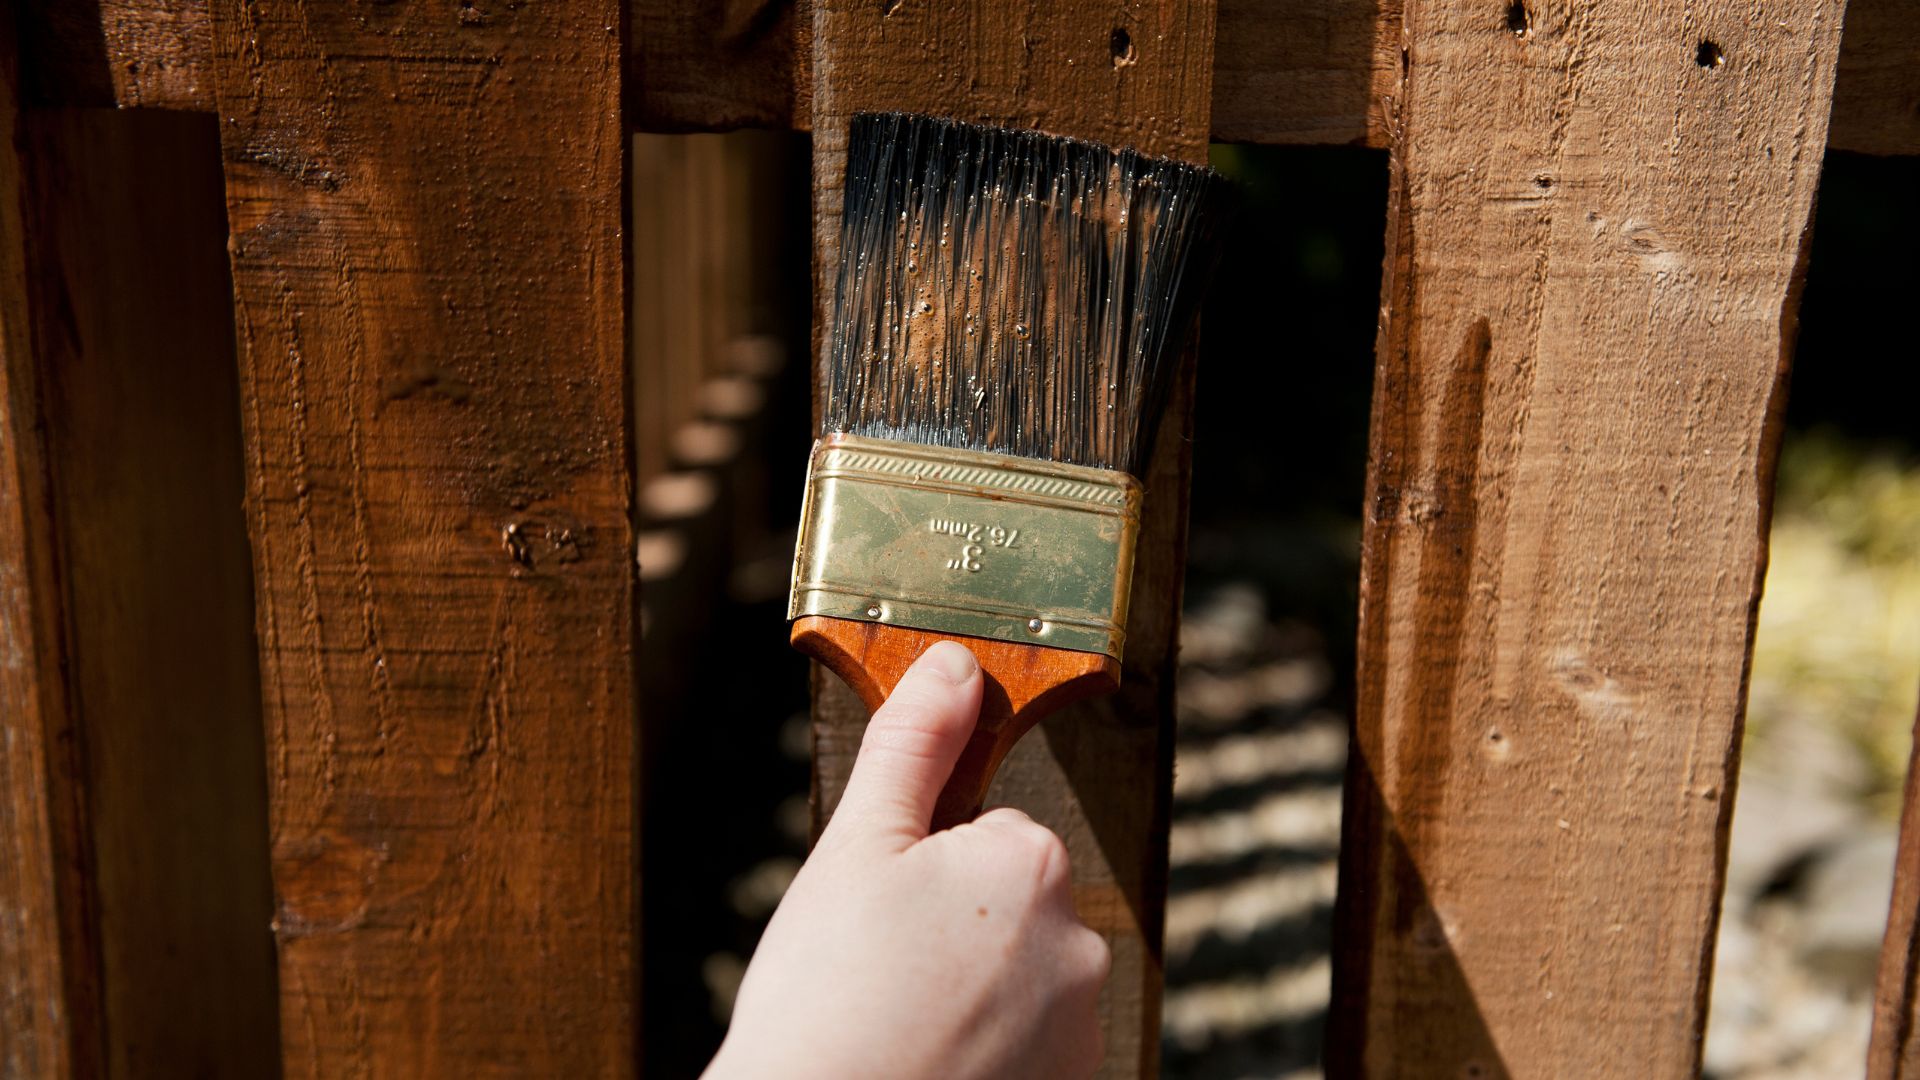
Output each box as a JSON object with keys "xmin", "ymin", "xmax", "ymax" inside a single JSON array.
[{"xmin": 930, "ymin": 518, "xmax": 1020, "ymax": 573}]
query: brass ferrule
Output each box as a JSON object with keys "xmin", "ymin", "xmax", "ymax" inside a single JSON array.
[{"xmin": 788, "ymin": 434, "xmax": 1143, "ymax": 660}]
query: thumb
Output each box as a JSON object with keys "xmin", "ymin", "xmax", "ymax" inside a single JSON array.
[{"xmin": 824, "ymin": 640, "xmax": 983, "ymax": 848}]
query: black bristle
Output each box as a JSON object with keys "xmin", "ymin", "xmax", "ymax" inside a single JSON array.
[{"xmin": 823, "ymin": 113, "xmax": 1223, "ymax": 475}]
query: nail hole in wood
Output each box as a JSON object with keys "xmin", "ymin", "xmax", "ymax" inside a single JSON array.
[
  {"xmin": 1504, "ymin": 1, "xmax": 1530, "ymax": 37},
  {"xmin": 1110, "ymin": 27, "xmax": 1135, "ymax": 67},
  {"xmin": 1695, "ymin": 39, "xmax": 1724, "ymax": 68}
]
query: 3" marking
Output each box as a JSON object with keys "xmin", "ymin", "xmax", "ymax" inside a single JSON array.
[{"xmin": 931, "ymin": 518, "xmax": 1021, "ymax": 572}]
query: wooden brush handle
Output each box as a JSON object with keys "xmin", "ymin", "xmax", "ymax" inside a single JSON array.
[{"xmin": 792, "ymin": 616, "xmax": 1122, "ymax": 831}]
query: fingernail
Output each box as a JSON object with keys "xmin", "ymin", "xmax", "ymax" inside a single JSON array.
[{"xmin": 920, "ymin": 640, "xmax": 979, "ymax": 684}]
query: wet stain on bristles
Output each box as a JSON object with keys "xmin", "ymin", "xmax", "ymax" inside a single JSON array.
[{"xmin": 823, "ymin": 113, "xmax": 1223, "ymax": 474}]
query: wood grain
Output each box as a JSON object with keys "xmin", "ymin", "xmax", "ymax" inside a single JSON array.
[
  {"xmin": 1329, "ymin": 0, "xmax": 1845, "ymax": 1074},
  {"xmin": 793, "ymin": 618, "xmax": 1121, "ymax": 830},
  {"xmin": 96, "ymin": 0, "xmax": 211, "ymax": 109},
  {"xmin": 18, "ymin": 0, "xmax": 1916, "ymax": 154},
  {"xmin": 207, "ymin": 1, "xmax": 638, "ymax": 1074},
  {"xmin": 805, "ymin": 3, "xmax": 1214, "ymax": 1075},
  {"xmin": 23, "ymin": 105, "xmax": 280, "ymax": 1079},
  {"xmin": 1870, "ymin": 696, "xmax": 1920, "ymax": 1080}
]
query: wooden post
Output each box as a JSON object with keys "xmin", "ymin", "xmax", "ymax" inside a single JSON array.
[
  {"xmin": 804, "ymin": 4, "xmax": 1215, "ymax": 1076},
  {"xmin": 1869, "ymin": 694, "xmax": 1920, "ymax": 1079},
  {"xmin": 1329, "ymin": 0, "xmax": 1846, "ymax": 1074},
  {"xmin": 631, "ymin": 133, "xmax": 679, "ymax": 491},
  {"xmin": 207, "ymin": 2, "xmax": 638, "ymax": 1073}
]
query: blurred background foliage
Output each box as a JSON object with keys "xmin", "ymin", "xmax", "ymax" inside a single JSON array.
[{"xmin": 1756, "ymin": 432, "xmax": 1920, "ymax": 817}]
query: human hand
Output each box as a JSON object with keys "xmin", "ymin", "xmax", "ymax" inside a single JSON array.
[{"xmin": 703, "ymin": 641, "xmax": 1111, "ymax": 1080}]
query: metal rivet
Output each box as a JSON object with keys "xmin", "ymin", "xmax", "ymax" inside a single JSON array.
[
  {"xmin": 1026, "ymin": 618, "xmax": 1044, "ymax": 633},
  {"xmin": 866, "ymin": 604, "xmax": 883, "ymax": 619}
]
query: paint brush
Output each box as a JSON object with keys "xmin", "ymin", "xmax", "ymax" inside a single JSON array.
[{"xmin": 790, "ymin": 113, "xmax": 1222, "ymax": 829}]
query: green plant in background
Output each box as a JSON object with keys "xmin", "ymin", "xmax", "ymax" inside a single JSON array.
[{"xmin": 1748, "ymin": 428, "xmax": 1920, "ymax": 816}]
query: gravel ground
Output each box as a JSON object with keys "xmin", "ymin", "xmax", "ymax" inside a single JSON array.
[{"xmin": 1703, "ymin": 716, "xmax": 1893, "ymax": 1079}]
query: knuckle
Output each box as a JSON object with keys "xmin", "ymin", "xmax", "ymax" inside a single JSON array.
[
  {"xmin": 1023, "ymin": 826, "xmax": 1070, "ymax": 884},
  {"xmin": 1080, "ymin": 927, "xmax": 1113, "ymax": 984},
  {"xmin": 969, "ymin": 811, "xmax": 1075, "ymax": 895}
]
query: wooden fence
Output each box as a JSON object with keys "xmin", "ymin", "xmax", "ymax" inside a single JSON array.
[{"xmin": 1, "ymin": 1, "xmax": 1915, "ymax": 1077}]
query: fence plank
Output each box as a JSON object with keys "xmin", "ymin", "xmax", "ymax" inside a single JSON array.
[
  {"xmin": 0, "ymin": 28, "xmax": 94, "ymax": 1079},
  {"xmin": 1329, "ymin": 0, "xmax": 1846, "ymax": 1075},
  {"xmin": 22, "ymin": 1, "xmax": 1917, "ymax": 154},
  {"xmin": 23, "ymin": 106, "xmax": 280, "ymax": 1079},
  {"xmin": 805, "ymin": 5, "xmax": 1213, "ymax": 1077},
  {"xmin": 2, "ymin": 48, "xmax": 274, "ymax": 1080},
  {"xmin": 1869, "ymin": 696, "xmax": 1920, "ymax": 1079},
  {"xmin": 1821, "ymin": 0, "xmax": 1920, "ymax": 160},
  {"xmin": 630, "ymin": 134, "xmax": 682, "ymax": 491},
  {"xmin": 207, "ymin": 2, "xmax": 638, "ymax": 1074}
]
